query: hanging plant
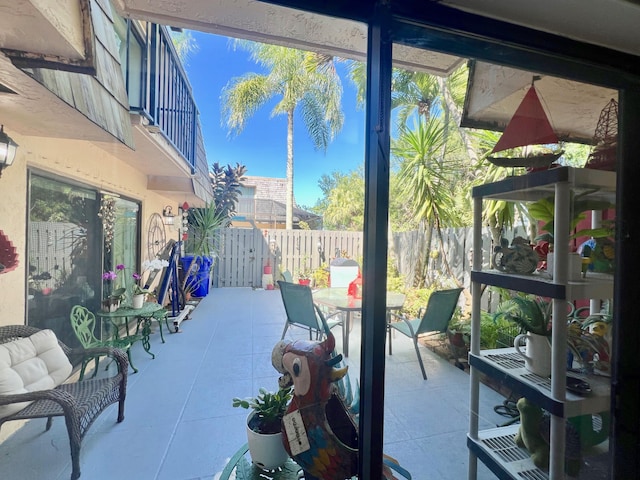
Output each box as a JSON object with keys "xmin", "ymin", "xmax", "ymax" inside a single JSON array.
[{"xmin": 98, "ymin": 196, "xmax": 117, "ymax": 251}]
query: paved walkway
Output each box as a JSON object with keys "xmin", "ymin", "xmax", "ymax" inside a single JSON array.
[{"xmin": 0, "ymin": 287, "xmax": 505, "ymax": 479}]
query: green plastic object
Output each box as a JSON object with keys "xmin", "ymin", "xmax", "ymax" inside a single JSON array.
[{"xmin": 568, "ymin": 411, "xmax": 610, "ymax": 448}]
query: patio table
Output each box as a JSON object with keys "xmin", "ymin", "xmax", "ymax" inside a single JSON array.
[
  {"xmin": 219, "ymin": 443, "xmax": 303, "ymax": 480},
  {"xmin": 96, "ymin": 302, "xmax": 166, "ymax": 358},
  {"xmin": 313, "ymin": 287, "xmax": 405, "ymax": 357}
]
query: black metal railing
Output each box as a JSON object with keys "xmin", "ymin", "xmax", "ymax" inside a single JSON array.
[{"xmin": 130, "ymin": 23, "xmax": 198, "ymax": 170}]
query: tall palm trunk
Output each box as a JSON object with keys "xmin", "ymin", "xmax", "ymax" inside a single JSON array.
[
  {"xmin": 436, "ymin": 77, "xmax": 478, "ymax": 164},
  {"xmin": 286, "ymin": 109, "xmax": 294, "ymax": 229}
]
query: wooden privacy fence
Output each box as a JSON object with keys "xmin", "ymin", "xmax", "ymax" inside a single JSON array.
[
  {"xmin": 216, "ymin": 229, "xmax": 363, "ymax": 288},
  {"xmin": 215, "ymin": 225, "xmax": 527, "ymax": 290}
]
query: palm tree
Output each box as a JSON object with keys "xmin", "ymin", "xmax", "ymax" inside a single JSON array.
[
  {"xmin": 170, "ymin": 30, "xmax": 198, "ymax": 65},
  {"xmin": 221, "ymin": 42, "xmax": 344, "ymax": 229},
  {"xmin": 391, "ymin": 69, "xmax": 441, "ymax": 125},
  {"xmin": 393, "ymin": 116, "xmax": 465, "ymax": 287}
]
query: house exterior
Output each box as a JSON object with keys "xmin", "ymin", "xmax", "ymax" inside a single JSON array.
[
  {"xmin": 0, "ymin": 2, "xmax": 212, "ymax": 353},
  {"xmin": 233, "ymin": 175, "xmax": 321, "ymax": 229}
]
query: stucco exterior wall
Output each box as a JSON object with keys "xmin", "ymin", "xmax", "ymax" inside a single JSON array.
[
  {"xmin": 0, "ymin": 133, "xmax": 183, "ymax": 330},
  {"xmin": 0, "ymin": 134, "xmax": 28, "ymax": 326}
]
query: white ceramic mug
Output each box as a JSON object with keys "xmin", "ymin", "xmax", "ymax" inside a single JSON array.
[{"xmin": 514, "ymin": 332, "xmax": 552, "ymax": 377}]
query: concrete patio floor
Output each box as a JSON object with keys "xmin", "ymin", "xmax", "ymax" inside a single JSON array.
[{"xmin": 0, "ymin": 287, "xmax": 507, "ymax": 480}]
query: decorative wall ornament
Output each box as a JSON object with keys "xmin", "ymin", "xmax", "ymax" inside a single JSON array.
[
  {"xmin": 0, "ymin": 230, "xmax": 18, "ymax": 274},
  {"xmin": 98, "ymin": 196, "xmax": 117, "ymax": 251}
]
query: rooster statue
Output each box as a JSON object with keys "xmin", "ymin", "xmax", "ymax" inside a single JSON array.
[{"xmin": 272, "ymin": 332, "xmax": 408, "ymax": 480}]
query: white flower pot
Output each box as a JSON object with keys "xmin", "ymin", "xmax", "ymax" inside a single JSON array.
[
  {"xmin": 132, "ymin": 294, "xmax": 145, "ymax": 309},
  {"xmin": 246, "ymin": 411, "xmax": 289, "ymax": 470}
]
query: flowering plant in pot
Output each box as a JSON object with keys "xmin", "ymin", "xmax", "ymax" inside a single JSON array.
[
  {"xmin": 131, "ymin": 275, "xmax": 150, "ymax": 309},
  {"xmin": 101, "ymin": 269, "xmax": 126, "ymax": 312},
  {"xmin": 232, "ymin": 386, "xmax": 293, "ymax": 469}
]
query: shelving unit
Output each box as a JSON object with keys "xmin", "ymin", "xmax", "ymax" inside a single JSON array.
[{"xmin": 467, "ymin": 167, "xmax": 615, "ymax": 480}]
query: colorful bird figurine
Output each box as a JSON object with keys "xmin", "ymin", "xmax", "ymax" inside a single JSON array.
[{"xmin": 272, "ymin": 333, "xmax": 404, "ymax": 480}]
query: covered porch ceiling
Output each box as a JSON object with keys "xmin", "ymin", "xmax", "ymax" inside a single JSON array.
[{"xmin": 110, "ymin": 0, "xmax": 640, "ymax": 144}]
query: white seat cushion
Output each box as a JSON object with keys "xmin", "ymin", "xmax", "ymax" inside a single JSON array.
[{"xmin": 0, "ymin": 329, "xmax": 72, "ymax": 419}]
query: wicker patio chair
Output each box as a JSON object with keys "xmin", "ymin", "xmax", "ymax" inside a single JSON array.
[{"xmin": 0, "ymin": 325, "xmax": 128, "ymax": 480}]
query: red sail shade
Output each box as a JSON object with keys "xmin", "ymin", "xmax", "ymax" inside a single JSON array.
[{"xmin": 491, "ymin": 85, "xmax": 559, "ymax": 154}]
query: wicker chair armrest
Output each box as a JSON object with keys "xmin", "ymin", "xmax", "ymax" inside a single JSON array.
[
  {"xmin": 68, "ymin": 346, "xmax": 129, "ymax": 374},
  {"xmin": 0, "ymin": 387, "xmax": 76, "ymax": 409}
]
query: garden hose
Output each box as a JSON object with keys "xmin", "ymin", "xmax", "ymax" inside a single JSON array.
[{"xmin": 494, "ymin": 395, "xmax": 521, "ymax": 427}]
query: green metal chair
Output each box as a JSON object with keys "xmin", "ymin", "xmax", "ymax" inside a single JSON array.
[
  {"xmin": 70, "ymin": 305, "xmax": 141, "ymax": 378},
  {"xmin": 388, "ymin": 288, "xmax": 463, "ymax": 380},
  {"xmin": 277, "ymin": 280, "xmax": 343, "ymax": 341},
  {"xmin": 280, "ymin": 269, "xmax": 293, "ymax": 283}
]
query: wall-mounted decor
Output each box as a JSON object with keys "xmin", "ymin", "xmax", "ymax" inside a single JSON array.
[{"xmin": 0, "ymin": 230, "xmax": 18, "ymax": 274}]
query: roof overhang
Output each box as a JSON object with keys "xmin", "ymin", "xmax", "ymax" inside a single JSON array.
[
  {"xmin": 112, "ymin": 0, "xmax": 463, "ymax": 76},
  {"xmin": 441, "ymin": 0, "xmax": 640, "ymax": 58},
  {"xmin": 461, "ymin": 61, "xmax": 619, "ymax": 144}
]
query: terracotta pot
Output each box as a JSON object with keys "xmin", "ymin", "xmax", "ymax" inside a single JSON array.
[{"xmin": 298, "ymin": 279, "xmax": 311, "ymax": 286}]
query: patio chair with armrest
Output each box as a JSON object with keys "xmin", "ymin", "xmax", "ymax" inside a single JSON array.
[
  {"xmin": 388, "ymin": 288, "xmax": 463, "ymax": 380},
  {"xmin": 277, "ymin": 280, "xmax": 344, "ymax": 341},
  {"xmin": 70, "ymin": 305, "xmax": 141, "ymax": 377},
  {"xmin": 280, "ymin": 269, "xmax": 293, "ymax": 283}
]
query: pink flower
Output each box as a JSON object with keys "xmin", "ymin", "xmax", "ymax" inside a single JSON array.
[
  {"xmin": 102, "ymin": 271, "xmax": 117, "ymax": 281},
  {"xmin": 116, "ymin": 264, "xmax": 125, "ymax": 271},
  {"xmin": 132, "ymin": 273, "xmax": 141, "ymax": 282}
]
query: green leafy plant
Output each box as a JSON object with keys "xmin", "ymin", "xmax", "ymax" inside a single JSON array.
[
  {"xmin": 181, "ymin": 202, "xmax": 228, "ymax": 298},
  {"xmin": 528, "ymin": 194, "xmax": 613, "ymax": 244},
  {"xmin": 232, "ymin": 386, "xmax": 293, "ymax": 434},
  {"xmin": 493, "ymin": 295, "xmax": 552, "ymax": 337},
  {"xmin": 296, "ymin": 256, "xmax": 314, "ymax": 281},
  {"xmin": 311, "ymin": 263, "xmax": 330, "ymax": 288}
]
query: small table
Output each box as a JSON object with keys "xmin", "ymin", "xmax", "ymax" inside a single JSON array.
[
  {"xmin": 313, "ymin": 288, "xmax": 405, "ymax": 357},
  {"xmin": 219, "ymin": 443, "xmax": 302, "ymax": 480},
  {"xmin": 96, "ymin": 302, "xmax": 166, "ymax": 359}
]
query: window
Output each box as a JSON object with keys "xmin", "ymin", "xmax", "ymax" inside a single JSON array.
[{"xmin": 27, "ymin": 174, "xmax": 141, "ymax": 347}]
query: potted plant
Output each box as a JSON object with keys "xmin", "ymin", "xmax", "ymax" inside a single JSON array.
[
  {"xmin": 181, "ymin": 202, "xmax": 227, "ymax": 300},
  {"xmin": 296, "ymin": 258, "xmax": 314, "ymax": 286},
  {"xmin": 101, "ymin": 269, "xmax": 126, "ymax": 312},
  {"xmin": 296, "ymin": 269, "xmax": 312, "ymax": 286},
  {"xmin": 494, "ymin": 295, "xmax": 553, "ymax": 376},
  {"xmin": 131, "ymin": 282, "xmax": 150, "ymax": 309},
  {"xmin": 232, "ymin": 386, "xmax": 293, "ymax": 470},
  {"xmin": 528, "ymin": 195, "xmax": 614, "ymax": 274}
]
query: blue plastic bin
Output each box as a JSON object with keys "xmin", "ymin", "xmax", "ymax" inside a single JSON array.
[{"xmin": 181, "ymin": 255, "xmax": 213, "ymax": 297}]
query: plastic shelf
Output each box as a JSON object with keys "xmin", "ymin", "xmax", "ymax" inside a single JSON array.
[
  {"xmin": 470, "ymin": 350, "xmax": 611, "ymax": 418},
  {"xmin": 470, "ymin": 270, "xmax": 613, "ymax": 300},
  {"xmin": 467, "ymin": 426, "xmax": 548, "ymax": 480}
]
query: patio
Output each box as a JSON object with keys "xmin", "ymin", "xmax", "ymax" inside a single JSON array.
[{"xmin": 0, "ymin": 287, "xmax": 506, "ymax": 480}]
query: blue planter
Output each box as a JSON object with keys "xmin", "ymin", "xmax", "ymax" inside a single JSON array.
[{"xmin": 181, "ymin": 255, "xmax": 213, "ymax": 297}]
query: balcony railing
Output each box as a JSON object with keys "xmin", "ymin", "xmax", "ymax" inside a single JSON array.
[{"xmin": 125, "ymin": 21, "xmax": 198, "ymax": 171}]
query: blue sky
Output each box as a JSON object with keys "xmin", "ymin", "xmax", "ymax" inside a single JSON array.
[{"xmin": 184, "ymin": 32, "xmax": 366, "ymax": 208}]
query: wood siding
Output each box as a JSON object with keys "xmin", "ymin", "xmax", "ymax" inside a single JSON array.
[{"xmin": 216, "ymin": 228, "xmax": 362, "ymax": 287}]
